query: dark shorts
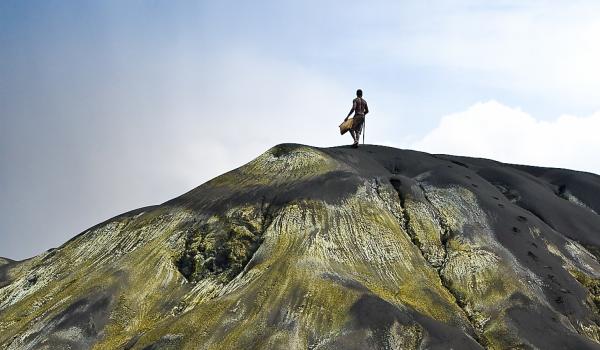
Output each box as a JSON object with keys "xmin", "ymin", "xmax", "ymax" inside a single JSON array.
[{"xmin": 352, "ymin": 114, "xmax": 365, "ymax": 133}]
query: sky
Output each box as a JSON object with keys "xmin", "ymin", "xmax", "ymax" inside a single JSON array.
[{"xmin": 2, "ymin": 0, "xmax": 600, "ymax": 260}]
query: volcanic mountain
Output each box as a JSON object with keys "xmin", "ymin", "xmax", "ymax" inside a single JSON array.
[{"xmin": 2, "ymin": 144, "xmax": 600, "ymax": 349}]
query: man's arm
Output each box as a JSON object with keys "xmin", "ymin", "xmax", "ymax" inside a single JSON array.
[
  {"xmin": 345, "ymin": 100, "xmax": 356, "ymax": 120},
  {"xmin": 364, "ymin": 100, "xmax": 369, "ymax": 115}
]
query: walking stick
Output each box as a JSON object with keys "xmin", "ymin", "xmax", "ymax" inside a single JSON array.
[{"xmin": 363, "ymin": 119, "xmax": 366, "ymax": 144}]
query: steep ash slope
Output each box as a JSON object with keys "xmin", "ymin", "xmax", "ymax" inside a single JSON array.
[{"xmin": 1, "ymin": 144, "xmax": 600, "ymax": 349}]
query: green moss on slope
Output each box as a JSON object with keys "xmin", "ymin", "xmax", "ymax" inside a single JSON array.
[
  {"xmin": 3, "ymin": 145, "xmax": 600, "ymax": 349},
  {"xmin": 209, "ymin": 144, "xmax": 342, "ymax": 188},
  {"xmin": 571, "ymin": 270, "xmax": 600, "ymax": 312}
]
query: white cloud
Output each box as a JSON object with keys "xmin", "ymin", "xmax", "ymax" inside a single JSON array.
[{"xmin": 410, "ymin": 100, "xmax": 600, "ymax": 175}]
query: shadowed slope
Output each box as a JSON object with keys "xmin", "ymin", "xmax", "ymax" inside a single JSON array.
[{"xmin": 1, "ymin": 144, "xmax": 600, "ymax": 349}]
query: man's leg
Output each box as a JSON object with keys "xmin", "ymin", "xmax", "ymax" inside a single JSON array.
[
  {"xmin": 350, "ymin": 130, "xmax": 357, "ymax": 143},
  {"xmin": 354, "ymin": 121, "xmax": 363, "ymax": 146},
  {"xmin": 351, "ymin": 129, "xmax": 359, "ymax": 147}
]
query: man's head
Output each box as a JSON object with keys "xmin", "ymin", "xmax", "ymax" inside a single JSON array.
[{"xmin": 356, "ymin": 89, "xmax": 363, "ymax": 97}]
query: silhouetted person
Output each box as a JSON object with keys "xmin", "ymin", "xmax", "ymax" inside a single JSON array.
[{"xmin": 344, "ymin": 89, "xmax": 369, "ymax": 148}]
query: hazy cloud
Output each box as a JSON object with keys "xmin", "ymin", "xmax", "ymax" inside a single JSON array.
[{"xmin": 368, "ymin": 1, "xmax": 600, "ymax": 108}]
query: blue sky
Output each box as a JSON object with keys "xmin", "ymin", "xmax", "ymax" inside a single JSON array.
[{"xmin": 2, "ymin": 0, "xmax": 600, "ymax": 259}]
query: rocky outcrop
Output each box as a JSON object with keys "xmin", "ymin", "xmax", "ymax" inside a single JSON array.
[{"xmin": 1, "ymin": 144, "xmax": 600, "ymax": 349}]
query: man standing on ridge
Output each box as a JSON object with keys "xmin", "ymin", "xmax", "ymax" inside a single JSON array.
[{"xmin": 344, "ymin": 89, "xmax": 369, "ymax": 148}]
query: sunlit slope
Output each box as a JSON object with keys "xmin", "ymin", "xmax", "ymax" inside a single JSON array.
[{"xmin": 2, "ymin": 144, "xmax": 600, "ymax": 349}]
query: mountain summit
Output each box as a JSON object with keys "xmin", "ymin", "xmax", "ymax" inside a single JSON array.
[{"xmin": 2, "ymin": 144, "xmax": 600, "ymax": 349}]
